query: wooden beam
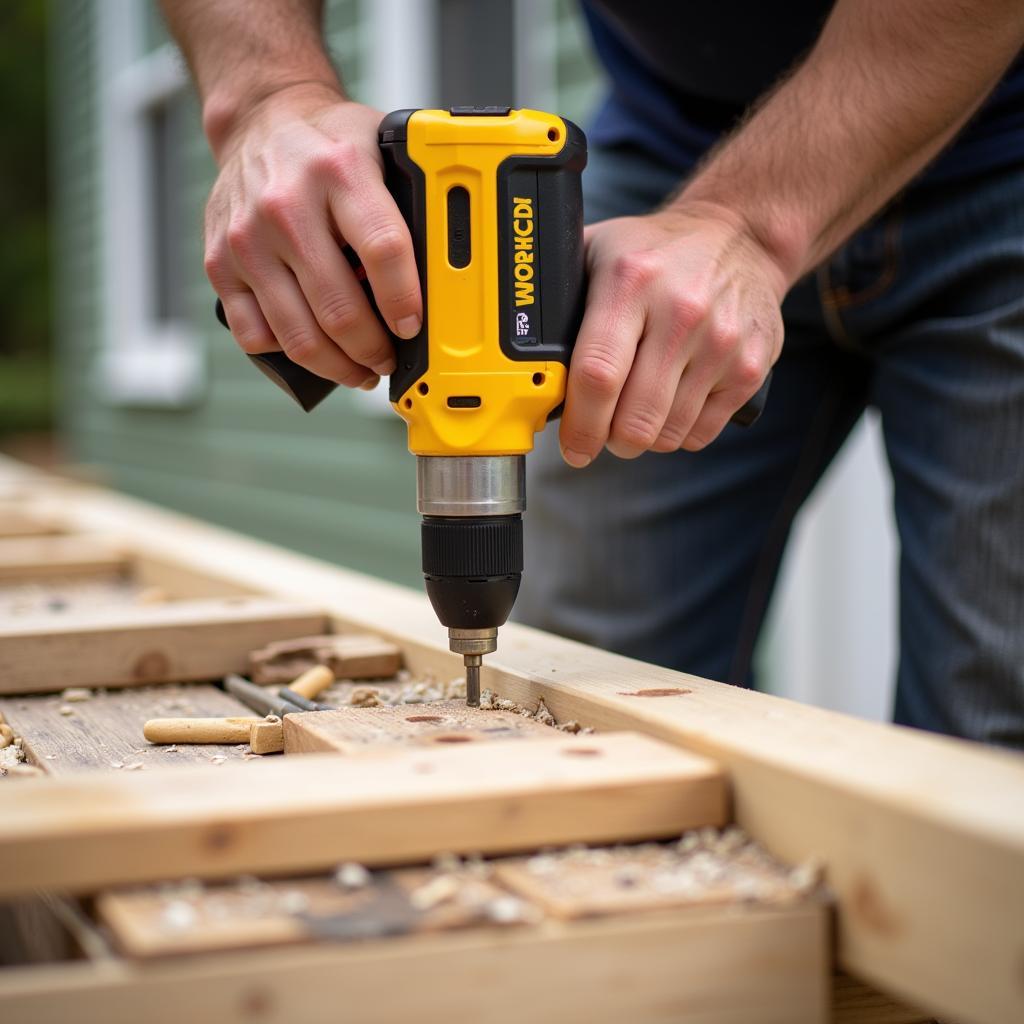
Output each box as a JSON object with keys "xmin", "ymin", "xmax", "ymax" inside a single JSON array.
[
  {"xmin": 283, "ymin": 701, "xmax": 555, "ymax": 754},
  {"xmin": 0, "ymin": 598, "xmax": 328, "ymax": 694},
  {"xmin": 0, "ymin": 732, "xmax": 726, "ymax": 895},
  {"xmin": 4, "ymin": 457, "xmax": 1022, "ymax": 1024},
  {"xmin": 0, "ymin": 535, "xmax": 127, "ymax": 580},
  {"xmin": 0, "ymin": 903, "xmax": 828, "ymax": 1024}
]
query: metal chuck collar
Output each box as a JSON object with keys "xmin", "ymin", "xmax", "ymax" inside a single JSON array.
[{"xmin": 417, "ymin": 456, "xmax": 525, "ymax": 707}]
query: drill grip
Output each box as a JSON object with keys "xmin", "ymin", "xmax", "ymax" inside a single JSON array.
[{"xmin": 214, "ymin": 296, "xmax": 773, "ymax": 426}]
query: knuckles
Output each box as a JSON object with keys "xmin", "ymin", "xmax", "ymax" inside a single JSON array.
[
  {"xmin": 317, "ymin": 293, "xmax": 361, "ymax": 337},
  {"xmin": 573, "ymin": 349, "xmax": 624, "ymax": 399},
  {"xmin": 359, "ymin": 223, "xmax": 410, "ymax": 267}
]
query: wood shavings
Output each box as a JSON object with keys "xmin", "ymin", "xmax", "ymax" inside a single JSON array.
[
  {"xmin": 349, "ymin": 687, "xmax": 383, "ymax": 708},
  {"xmin": 0, "ymin": 743, "xmax": 26, "ymax": 772},
  {"xmin": 485, "ymin": 895, "xmax": 533, "ymax": 925},
  {"xmin": 60, "ymin": 687, "xmax": 92, "ymax": 703},
  {"xmin": 109, "ymin": 761, "xmax": 125, "ymax": 769},
  {"xmin": 334, "ymin": 862, "xmax": 371, "ymax": 890},
  {"xmin": 161, "ymin": 900, "xmax": 198, "ymax": 931},
  {"xmin": 58, "ymin": 704, "xmax": 75, "ymax": 716},
  {"xmin": 0, "ymin": 723, "xmax": 13, "ymax": 749},
  {"xmin": 124, "ymin": 762, "xmax": 144, "ymax": 771},
  {"xmin": 209, "ymin": 755, "xmax": 226, "ymax": 765},
  {"xmin": 409, "ymin": 874, "xmax": 460, "ymax": 910},
  {"xmin": 4, "ymin": 763, "xmax": 43, "ymax": 778}
]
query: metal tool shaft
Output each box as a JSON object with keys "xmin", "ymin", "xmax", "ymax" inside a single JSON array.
[{"xmin": 464, "ymin": 655, "xmax": 481, "ymax": 708}]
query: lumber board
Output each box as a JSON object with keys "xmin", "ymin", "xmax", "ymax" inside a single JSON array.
[
  {"xmin": 95, "ymin": 867, "xmax": 517, "ymax": 958},
  {"xmin": 283, "ymin": 700, "xmax": 555, "ymax": 754},
  {"xmin": 0, "ymin": 597, "xmax": 328, "ymax": 693},
  {"xmin": 0, "ymin": 507, "xmax": 63, "ymax": 537},
  {"xmin": 0, "ymin": 534, "xmax": 128, "ymax": 580},
  {"xmin": 248, "ymin": 632, "xmax": 402, "ymax": 684},
  {"xmin": 0, "ymin": 732, "xmax": 727, "ymax": 895},
  {"xmin": 0, "ymin": 685, "xmax": 259, "ymax": 773},
  {"xmin": 831, "ymin": 974, "xmax": 933, "ymax": 1024},
  {"xmin": 3, "ymin": 457, "xmax": 1022, "ymax": 1023},
  {"xmin": 0, "ymin": 902, "xmax": 829, "ymax": 1024}
]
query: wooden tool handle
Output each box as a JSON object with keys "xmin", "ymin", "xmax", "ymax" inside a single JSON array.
[
  {"xmin": 143, "ymin": 717, "xmax": 259, "ymax": 745},
  {"xmin": 287, "ymin": 665, "xmax": 335, "ymax": 700}
]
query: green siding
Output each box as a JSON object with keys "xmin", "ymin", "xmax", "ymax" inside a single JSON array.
[{"xmin": 52, "ymin": 0, "xmax": 600, "ymax": 588}]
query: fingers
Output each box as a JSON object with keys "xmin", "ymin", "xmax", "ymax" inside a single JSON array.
[
  {"xmin": 239, "ymin": 261, "xmax": 373, "ymax": 387},
  {"xmin": 326, "ymin": 165, "xmax": 422, "ymax": 340},
  {"xmin": 285, "ymin": 223, "xmax": 397, "ymax": 377},
  {"xmin": 559, "ymin": 259, "xmax": 647, "ymax": 467},
  {"xmin": 217, "ymin": 288, "xmax": 278, "ymax": 354}
]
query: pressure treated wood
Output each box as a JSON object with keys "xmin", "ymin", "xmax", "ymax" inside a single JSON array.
[
  {"xmin": 283, "ymin": 700, "xmax": 556, "ymax": 754},
  {"xmin": 0, "ymin": 534, "xmax": 127, "ymax": 580},
  {"xmin": 0, "ymin": 733, "xmax": 727, "ymax": 895},
  {"xmin": 0, "ymin": 685, "xmax": 260, "ymax": 773},
  {"xmin": 0, "ymin": 903, "xmax": 828, "ymax": 1024},
  {"xmin": 3, "ymin": 457, "xmax": 1021, "ymax": 1024},
  {"xmin": 0, "ymin": 597, "xmax": 328, "ymax": 693}
]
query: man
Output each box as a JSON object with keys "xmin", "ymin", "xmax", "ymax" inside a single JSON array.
[{"xmin": 163, "ymin": 1, "xmax": 1024, "ymax": 748}]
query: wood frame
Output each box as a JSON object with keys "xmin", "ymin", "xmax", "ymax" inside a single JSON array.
[{"xmin": 0, "ymin": 457, "xmax": 1021, "ymax": 1024}]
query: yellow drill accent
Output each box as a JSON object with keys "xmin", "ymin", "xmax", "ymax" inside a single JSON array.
[{"xmin": 392, "ymin": 108, "xmax": 568, "ymax": 457}]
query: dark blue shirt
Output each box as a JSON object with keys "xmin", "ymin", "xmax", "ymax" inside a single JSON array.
[{"xmin": 582, "ymin": 1, "xmax": 1024, "ymax": 183}]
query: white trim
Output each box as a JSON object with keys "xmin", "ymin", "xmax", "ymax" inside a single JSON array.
[
  {"xmin": 95, "ymin": 0, "xmax": 203, "ymax": 408},
  {"xmin": 352, "ymin": 0, "xmax": 439, "ymax": 418}
]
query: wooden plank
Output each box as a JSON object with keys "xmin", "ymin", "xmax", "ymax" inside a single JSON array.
[
  {"xmin": 831, "ymin": 974, "xmax": 933, "ymax": 1024},
  {"xmin": 0, "ymin": 597, "xmax": 328, "ymax": 693},
  {"xmin": 96, "ymin": 867, "xmax": 518, "ymax": 959},
  {"xmin": 3, "ymin": 457, "xmax": 1020, "ymax": 1024},
  {"xmin": 0, "ymin": 685, "xmax": 260, "ymax": 773},
  {"xmin": 131, "ymin": 552, "xmax": 255, "ymax": 600},
  {"xmin": 283, "ymin": 700, "xmax": 556, "ymax": 754},
  {"xmin": 0, "ymin": 903, "xmax": 828, "ymax": 1024},
  {"xmin": 0, "ymin": 508, "xmax": 63, "ymax": 537},
  {"xmin": 248, "ymin": 633, "xmax": 402, "ymax": 685},
  {"xmin": 0, "ymin": 535, "xmax": 127, "ymax": 580},
  {"xmin": 0, "ymin": 733, "xmax": 727, "ymax": 895}
]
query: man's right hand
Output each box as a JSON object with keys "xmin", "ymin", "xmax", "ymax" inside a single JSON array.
[{"xmin": 203, "ymin": 84, "xmax": 422, "ymax": 390}]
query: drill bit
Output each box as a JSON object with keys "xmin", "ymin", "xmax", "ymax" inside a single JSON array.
[{"xmin": 464, "ymin": 654, "xmax": 482, "ymax": 708}]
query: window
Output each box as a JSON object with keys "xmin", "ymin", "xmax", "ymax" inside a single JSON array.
[{"xmin": 95, "ymin": 0, "xmax": 203, "ymax": 407}]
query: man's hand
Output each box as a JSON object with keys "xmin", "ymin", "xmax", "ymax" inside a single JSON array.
[
  {"xmin": 203, "ymin": 85, "xmax": 422, "ymax": 389},
  {"xmin": 559, "ymin": 205, "xmax": 786, "ymax": 467}
]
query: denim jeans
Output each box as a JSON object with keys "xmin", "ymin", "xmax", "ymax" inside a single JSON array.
[{"xmin": 516, "ymin": 144, "xmax": 1024, "ymax": 750}]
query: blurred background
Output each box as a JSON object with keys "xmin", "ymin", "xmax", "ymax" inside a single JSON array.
[{"xmin": 3, "ymin": 0, "xmax": 898, "ymax": 722}]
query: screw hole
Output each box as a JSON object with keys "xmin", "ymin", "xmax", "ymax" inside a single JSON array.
[
  {"xmin": 432, "ymin": 733, "xmax": 473, "ymax": 743},
  {"xmin": 404, "ymin": 398, "xmax": 413, "ymax": 409},
  {"xmin": 563, "ymin": 746, "xmax": 601, "ymax": 757},
  {"xmin": 417, "ymin": 382, "xmax": 429, "ymax": 396},
  {"xmin": 532, "ymin": 372, "xmax": 545, "ymax": 386},
  {"xmin": 406, "ymin": 714, "xmax": 442, "ymax": 723},
  {"xmin": 547, "ymin": 128, "xmax": 559, "ymax": 142}
]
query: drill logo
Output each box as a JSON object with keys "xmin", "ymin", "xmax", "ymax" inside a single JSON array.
[{"xmin": 512, "ymin": 197, "xmax": 535, "ymax": 309}]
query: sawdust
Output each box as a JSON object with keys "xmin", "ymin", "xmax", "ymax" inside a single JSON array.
[{"xmin": 60, "ymin": 687, "xmax": 92, "ymax": 703}]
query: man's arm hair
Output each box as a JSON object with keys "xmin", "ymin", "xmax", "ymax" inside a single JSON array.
[
  {"xmin": 160, "ymin": 0, "xmax": 344, "ymax": 157},
  {"xmin": 678, "ymin": 0, "xmax": 1024, "ymax": 283}
]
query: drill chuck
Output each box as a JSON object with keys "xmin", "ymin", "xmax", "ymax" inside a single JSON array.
[{"xmin": 418, "ymin": 456, "xmax": 525, "ymax": 705}]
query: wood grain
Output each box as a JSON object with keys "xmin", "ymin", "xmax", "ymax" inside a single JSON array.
[
  {"xmin": 0, "ymin": 733, "xmax": 727, "ymax": 895},
  {"xmin": 0, "ymin": 685, "xmax": 258, "ymax": 773},
  {"xmin": 0, "ymin": 597, "xmax": 328, "ymax": 693},
  {"xmin": 0, "ymin": 903, "xmax": 828, "ymax": 1024},
  {"xmin": 283, "ymin": 700, "xmax": 555, "ymax": 754}
]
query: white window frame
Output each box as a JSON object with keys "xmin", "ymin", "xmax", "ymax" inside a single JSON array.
[
  {"xmin": 350, "ymin": 0, "xmax": 438, "ymax": 417},
  {"xmin": 95, "ymin": 0, "xmax": 203, "ymax": 408}
]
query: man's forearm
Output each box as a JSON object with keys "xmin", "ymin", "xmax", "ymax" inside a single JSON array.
[
  {"xmin": 679, "ymin": 0, "xmax": 1024, "ymax": 283},
  {"xmin": 160, "ymin": 0, "xmax": 343, "ymax": 157}
]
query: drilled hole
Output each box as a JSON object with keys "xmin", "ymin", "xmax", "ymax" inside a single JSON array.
[
  {"xmin": 563, "ymin": 746, "xmax": 601, "ymax": 757},
  {"xmin": 547, "ymin": 127, "xmax": 559, "ymax": 142},
  {"xmin": 532, "ymin": 372, "xmax": 545, "ymax": 386},
  {"xmin": 432, "ymin": 733, "xmax": 473, "ymax": 743},
  {"xmin": 417, "ymin": 382, "xmax": 429, "ymax": 396},
  {"xmin": 406, "ymin": 715, "xmax": 443, "ymax": 723}
]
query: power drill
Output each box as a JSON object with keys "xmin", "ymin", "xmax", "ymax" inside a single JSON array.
[{"xmin": 216, "ymin": 107, "xmax": 768, "ymax": 707}]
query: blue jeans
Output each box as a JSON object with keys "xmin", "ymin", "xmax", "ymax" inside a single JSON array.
[{"xmin": 516, "ymin": 145, "xmax": 1024, "ymax": 749}]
